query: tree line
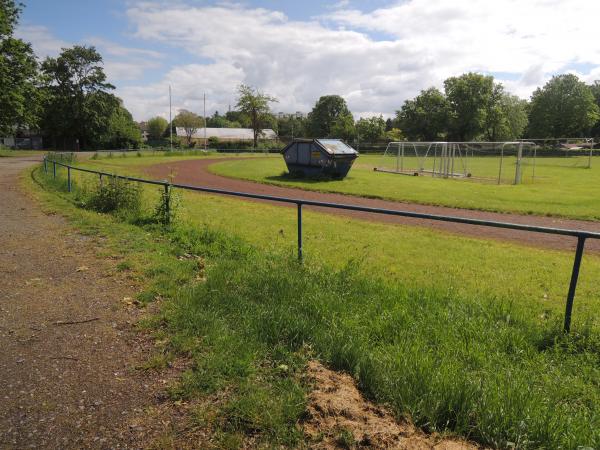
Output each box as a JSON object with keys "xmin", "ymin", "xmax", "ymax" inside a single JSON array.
[
  {"xmin": 0, "ymin": 0, "xmax": 141, "ymax": 150},
  {"xmin": 149, "ymin": 72, "xmax": 600, "ymax": 150}
]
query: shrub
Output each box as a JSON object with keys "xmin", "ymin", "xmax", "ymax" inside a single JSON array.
[
  {"xmin": 153, "ymin": 185, "xmax": 179, "ymax": 226},
  {"xmin": 85, "ymin": 176, "xmax": 141, "ymax": 214}
]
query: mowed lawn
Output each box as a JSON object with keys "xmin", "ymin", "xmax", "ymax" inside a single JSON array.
[
  {"xmin": 209, "ymin": 154, "xmax": 600, "ymax": 220},
  {"xmin": 45, "ymin": 155, "xmax": 600, "ymax": 448}
]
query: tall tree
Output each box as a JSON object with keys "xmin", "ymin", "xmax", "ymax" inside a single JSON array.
[
  {"xmin": 444, "ymin": 73, "xmax": 494, "ymax": 140},
  {"xmin": 589, "ymin": 81, "xmax": 600, "ymax": 138},
  {"xmin": 528, "ymin": 74, "xmax": 599, "ymax": 138},
  {"xmin": 206, "ymin": 111, "xmax": 239, "ymax": 128},
  {"xmin": 235, "ymin": 84, "xmax": 277, "ymax": 148},
  {"xmin": 146, "ymin": 116, "xmax": 168, "ymax": 140},
  {"xmin": 0, "ymin": 0, "xmax": 20, "ymax": 38},
  {"xmin": 481, "ymin": 85, "xmax": 528, "ymax": 141},
  {"xmin": 276, "ymin": 115, "xmax": 308, "ymax": 139},
  {"xmin": 103, "ymin": 104, "xmax": 141, "ymax": 149},
  {"xmin": 397, "ymin": 87, "xmax": 449, "ymax": 141},
  {"xmin": 498, "ymin": 94, "xmax": 529, "ymax": 140},
  {"xmin": 41, "ymin": 45, "xmax": 118, "ymax": 149},
  {"xmin": 0, "ymin": 0, "xmax": 41, "ymax": 136},
  {"xmin": 330, "ymin": 112, "xmax": 356, "ymax": 141},
  {"xmin": 356, "ymin": 115, "xmax": 386, "ymax": 142},
  {"xmin": 307, "ymin": 95, "xmax": 354, "ymax": 138},
  {"xmin": 173, "ymin": 109, "xmax": 204, "ymax": 146}
]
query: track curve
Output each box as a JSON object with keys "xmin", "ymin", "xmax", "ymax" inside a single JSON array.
[{"xmin": 143, "ymin": 158, "xmax": 600, "ymax": 254}]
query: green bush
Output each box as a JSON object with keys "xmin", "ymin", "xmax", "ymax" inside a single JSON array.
[{"xmin": 84, "ymin": 176, "xmax": 141, "ymax": 214}]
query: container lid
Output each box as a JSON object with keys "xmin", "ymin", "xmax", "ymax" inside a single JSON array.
[{"xmin": 316, "ymin": 139, "xmax": 358, "ymax": 155}]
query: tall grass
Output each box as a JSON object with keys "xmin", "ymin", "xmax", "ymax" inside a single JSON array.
[{"xmin": 162, "ymin": 237, "xmax": 599, "ymax": 449}]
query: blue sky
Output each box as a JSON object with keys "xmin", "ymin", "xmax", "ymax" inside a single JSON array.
[{"xmin": 17, "ymin": 0, "xmax": 600, "ymax": 121}]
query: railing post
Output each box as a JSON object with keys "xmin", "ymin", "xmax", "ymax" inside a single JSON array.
[
  {"xmin": 43, "ymin": 158, "xmax": 47, "ymax": 174},
  {"xmin": 67, "ymin": 166, "xmax": 71, "ymax": 192},
  {"xmin": 297, "ymin": 203, "xmax": 303, "ymax": 262},
  {"xmin": 564, "ymin": 236, "xmax": 586, "ymax": 333},
  {"xmin": 164, "ymin": 183, "xmax": 170, "ymax": 225},
  {"xmin": 53, "ymin": 161, "xmax": 56, "ymax": 179}
]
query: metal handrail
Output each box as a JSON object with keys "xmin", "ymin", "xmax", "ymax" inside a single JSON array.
[{"xmin": 44, "ymin": 155, "xmax": 598, "ymax": 332}]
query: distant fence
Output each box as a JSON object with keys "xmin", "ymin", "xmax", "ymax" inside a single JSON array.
[{"xmin": 43, "ymin": 153, "xmax": 600, "ymax": 333}]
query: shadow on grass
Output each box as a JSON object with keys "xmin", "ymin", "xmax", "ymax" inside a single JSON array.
[{"xmin": 265, "ymin": 171, "xmax": 349, "ymax": 184}]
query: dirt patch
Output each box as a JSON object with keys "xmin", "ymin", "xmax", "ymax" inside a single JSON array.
[
  {"xmin": 304, "ymin": 361, "xmax": 480, "ymax": 450},
  {"xmin": 143, "ymin": 158, "xmax": 600, "ymax": 253}
]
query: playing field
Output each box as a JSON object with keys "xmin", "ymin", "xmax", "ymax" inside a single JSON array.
[{"xmin": 209, "ymin": 154, "xmax": 600, "ymax": 220}]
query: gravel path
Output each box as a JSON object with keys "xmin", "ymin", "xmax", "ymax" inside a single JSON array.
[
  {"xmin": 144, "ymin": 158, "xmax": 600, "ymax": 254},
  {"xmin": 0, "ymin": 157, "xmax": 175, "ymax": 448}
]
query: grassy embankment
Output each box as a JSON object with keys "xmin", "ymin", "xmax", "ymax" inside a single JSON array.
[
  {"xmin": 30, "ymin": 155, "xmax": 600, "ymax": 448},
  {"xmin": 209, "ymin": 154, "xmax": 600, "ymax": 220}
]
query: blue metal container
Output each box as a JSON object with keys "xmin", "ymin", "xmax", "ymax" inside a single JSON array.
[{"xmin": 281, "ymin": 139, "xmax": 358, "ymax": 178}]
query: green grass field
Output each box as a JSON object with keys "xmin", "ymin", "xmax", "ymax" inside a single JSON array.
[
  {"xmin": 209, "ymin": 154, "xmax": 600, "ymax": 220},
  {"xmin": 37, "ymin": 154, "xmax": 600, "ymax": 448}
]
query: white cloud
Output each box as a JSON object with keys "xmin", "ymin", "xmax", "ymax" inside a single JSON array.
[
  {"xmin": 18, "ymin": 1, "xmax": 600, "ymax": 121},
  {"xmin": 120, "ymin": 0, "xmax": 600, "ymax": 121},
  {"xmin": 117, "ymin": 62, "xmax": 246, "ymax": 120},
  {"xmin": 16, "ymin": 24, "xmax": 164, "ymax": 84},
  {"xmin": 326, "ymin": 0, "xmax": 600, "ymax": 92},
  {"xmin": 15, "ymin": 25, "xmax": 69, "ymax": 58},
  {"xmin": 86, "ymin": 38, "xmax": 164, "ymax": 81},
  {"xmin": 123, "ymin": 2, "xmax": 435, "ymax": 119}
]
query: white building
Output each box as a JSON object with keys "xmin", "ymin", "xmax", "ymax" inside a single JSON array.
[{"xmin": 175, "ymin": 127, "xmax": 277, "ymax": 142}]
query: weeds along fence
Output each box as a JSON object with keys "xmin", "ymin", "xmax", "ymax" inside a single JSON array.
[{"xmin": 43, "ymin": 154, "xmax": 600, "ymax": 333}]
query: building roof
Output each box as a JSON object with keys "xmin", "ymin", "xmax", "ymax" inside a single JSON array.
[{"xmin": 175, "ymin": 127, "xmax": 277, "ymax": 140}]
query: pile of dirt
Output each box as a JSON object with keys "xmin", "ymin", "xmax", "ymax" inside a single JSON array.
[{"xmin": 303, "ymin": 361, "xmax": 480, "ymax": 449}]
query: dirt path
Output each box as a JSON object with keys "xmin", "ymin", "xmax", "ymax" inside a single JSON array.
[
  {"xmin": 144, "ymin": 158, "xmax": 600, "ymax": 254},
  {"xmin": 0, "ymin": 157, "xmax": 177, "ymax": 449}
]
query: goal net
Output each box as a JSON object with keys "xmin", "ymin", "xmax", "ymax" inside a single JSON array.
[
  {"xmin": 375, "ymin": 141, "xmax": 537, "ymax": 184},
  {"xmin": 518, "ymin": 138, "xmax": 596, "ymax": 170}
]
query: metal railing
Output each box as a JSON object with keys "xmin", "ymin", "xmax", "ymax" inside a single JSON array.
[{"xmin": 43, "ymin": 155, "xmax": 600, "ymax": 333}]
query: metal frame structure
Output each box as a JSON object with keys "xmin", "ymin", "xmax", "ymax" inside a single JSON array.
[
  {"xmin": 518, "ymin": 137, "xmax": 595, "ymax": 169},
  {"xmin": 376, "ymin": 141, "xmax": 536, "ymax": 184},
  {"xmin": 44, "ymin": 154, "xmax": 600, "ymax": 333}
]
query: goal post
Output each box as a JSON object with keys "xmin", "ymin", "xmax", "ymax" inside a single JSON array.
[
  {"xmin": 375, "ymin": 141, "xmax": 537, "ymax": 184},
  {"xmin": 517, "ymin": 137, "xmax": 596, "ymax": 169}
]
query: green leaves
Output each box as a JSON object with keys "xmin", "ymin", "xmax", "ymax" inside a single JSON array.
[
  {"xmin": 528, "ymin": 74, "xmax": 600, "ymax": 138},
  {"xmin": 0, "ymin": 1, "xmax": 41, "ymax": 135},
  {"xmin": 307, "ymin": 95, "xmax": 355, "ymax": 139},
  {"xmin": 147, "ymin": 116, "xmax": 168, "ymax": 140},
  {"xmin": 235, "ymin": 84, "xmax": 277, "ymax": 148},
  {"xmin": 39, "ymin": 45, "xmax": 125, "ymax": 149},
  {"xmin": 397, "ymin": 87, "xmax": 449, "ymax": 141},
  {"xmin": 356, "ymin": 115, "xmax": 386, "ymax": 142}
]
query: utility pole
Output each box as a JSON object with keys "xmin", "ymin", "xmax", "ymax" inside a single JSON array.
[
  {"xmin": 203, "ymin": 92, "xmax": 207, "ymax": 152},
  {"xmin": 169, "ymin": 85, "xmax": 172, "ymax": 151}
]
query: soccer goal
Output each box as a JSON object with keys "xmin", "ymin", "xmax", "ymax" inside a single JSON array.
[
  {"xmin": 518, "ymin": 138, "xmax": 596, "ymax": 170},
  {"xmin": 375, "ymin": 141, "xmax": 537, "ymax": 184}
]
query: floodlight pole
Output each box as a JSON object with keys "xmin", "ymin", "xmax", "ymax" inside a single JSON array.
[
  {"xmin": 203, "ymin": 92, "xmax": 207, "ymax": 152},
  {"xmin": 169, "ymin": 85, "xmax": 173, "ymax": 151},
  {"xmin": 589, "ymin": 138, "xmax": 594, "ymax": 169}
]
